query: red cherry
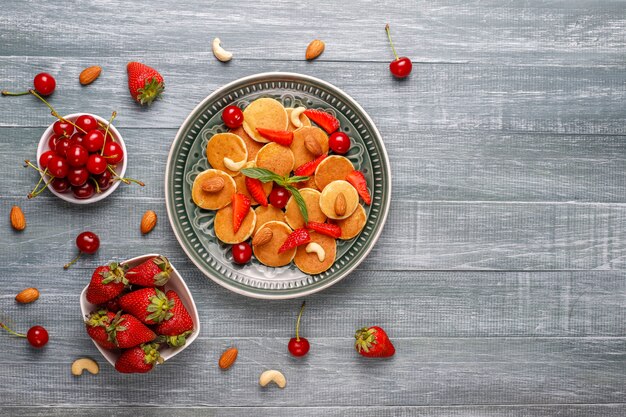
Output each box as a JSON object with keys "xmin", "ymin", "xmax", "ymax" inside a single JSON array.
[
  {"xmin": 288, "ymin": 301, "xmax": 310, "ymax": 357},
  {"xmin": 328, "ymin": 132, "xmax": 351, "ymax": 154},
  {"xmin": 269, "ymin": 186, "xmax": 290, "ymax": 209},
  {"xmin": 39, "ymin": 150, "xmax": 56, "ymax": 169},
  {"xmin": 26, "ymin": 326, "xmax": 49, "ymax": 348},
  {"xmin": 33, "ymin": 73, "xmax": 56, "ymax": 96},
  {"xmin": 75, "ymin": 115, "xmax": 97, "ymax": 132},
  {"xmin": 385, "ymin": 24, "xmax": 412, "ymax": 79},
  {"xmin": 86, "ymin": 154, "xmax": 107, "ymax": 175},
  {"xmin": 48, "ymin": 135, "xmax": 60, "ymax": 151},
  {"xmin": 51, "ymin": 177, "xmax": 71, "ymax": 193},
  {"xmin": 66, "ymin": 144, "xmax": 89, "ymax": 167},
  {"xmin": 222, "ymin": 105, "xmax": 244, "ymax": 129},
  {"xmin": 94, "ymin": 170, "xmax": 113, "ymax": 191},
  {"xmin": 232, "ymin": 242, "xmax": 252, "ymax": 264},
  {"xmin": 102, "ymin": 141, "xmax": 124, "ymax": 164},
  {"xmin": 67, "ymin": 167, "xmax": 89, "ymax": 187},
  {"xmin": 47, "ymin": 156, "xmax": 69, "ymax": 178},
  {"xmin": 83, "ymin": 130, "xmax": 105, "ymax": 153},
  {"xmin": 55, "ymin": 137, "xmax": 73, "ymax": 158},
  {"xmin": 72, "ymin": 182, "xmax": 95, "ymax": 200},
  {"xmin": 72, "ymin": 133, "xmax": 86, "ymax": 146},
  {"xmin": 76, "ymin": 231, "xmax": 100, "ymax": 253},
  {"xmin": 52, "ymin": 120, "xmax": 74, "ymax": 137}
]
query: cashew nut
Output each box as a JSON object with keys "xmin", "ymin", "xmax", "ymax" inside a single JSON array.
[
  {"xmin": 306, "ymin": 242, "xmax": 326, "ymax": 262},
  {"xmin": 259, "ymin": 369, "xmax": 286, "ymax": 388},
  {"xmin": 212, "ymin": 38, "xmax": 233, "ymax": 62},
  {"xmin": 223, "ymin": 157, "xmax": 246, "ymax": 172},
  {"xmin": 71, "ymin": 358, "xmax": 99, "ymax": 376},
  {"xmin": 290, "ymin": 107, "xmax": 306, "ymax": 128}
]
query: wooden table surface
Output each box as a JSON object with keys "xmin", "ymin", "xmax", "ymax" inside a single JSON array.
[{"xmin": 1, "ymin": 0, "xmax": 625, "ymax": 415}]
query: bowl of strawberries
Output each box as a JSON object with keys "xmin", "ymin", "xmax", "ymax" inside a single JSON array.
[{"xmin": 80, "ymin": 254, "xmax": 200, "ymax": 373}]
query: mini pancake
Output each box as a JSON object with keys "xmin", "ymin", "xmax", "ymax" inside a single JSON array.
[
  {"xmin": 294, "ymin": 232, "xmax": 337, "ymax": 275},
  {"xmin": 254, "ymin": 205, "xmax": 286, "ymax": 234},
  {"xmin": 230, "ymin": 126, "xmax": 264, "ymax": 162},
  {"xmin": 234, "ymin": 173, "xmax": 272, "ymax": 206},
  {"xmin": 291, "ymin": 126, "xmax": 329, "ymax": 168},
  {"xmin": 286, "ymin": 107, "xmax": 311, "ymax": 132},
  {"xmin": 284, "ymin": 188, "xmax": 326, "ymax": 230},
  {"xmin": 255, "ymin": 142, "xmax": 295, "ymax": 177},
  {"xmin": 214, "ymin": 206, "xmax": 256, "ymax": 244},
  {"xmin": 253, "ymin": 221, "xmax": 296, "ymax": 267},
  {"xmin": 242, "ymin": 98, "xmax": 288, "ymax": 143},
  {"xmin": 191, "ymin": 169, "xmax": 236, "ymax": 210},
  {"xmin": 330, "ymin": 204, "xmax": 367, "ymax": 240},
  {"xmin": 206, "ymin": 133, "xmax": 248, "ymax": 176},
  {"xmin": 314, "ymin": 155, "xmax": 354, "ymax": 191},
  {"xmin": 319, "ymin": 180, "xmax": 359, "ymax": 220},
  {"xmin": 294, "ymin": 176, "xmax": 318, "ymax": 191}
]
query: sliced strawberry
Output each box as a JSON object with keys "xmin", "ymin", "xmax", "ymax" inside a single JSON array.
[
  {"xmin": 278, "ymin": 228, "xmax": 311, "ymax": 253},
  {"xmin": 245, "ymin": 177, "xmax": 268, "ymax": 206},
  {"xmin": 306, "ymin": 221, "xmax": 342, "ymax": 239},
  {"xmin": 346, "ymin": 170, "xmax": 371, "ymax": 205},
  {"xmin": 294, "ymin": 153, "xmax": 327, "ymax": 177},
  {"xmin": 232, "ymin": 193, "xmax": 251, "ymax": 233},
  {"xmin": 303, "ymin": 109, "xmax": 340, "ymax": 134},
  {"xmin": 256, "ymin": 128, "xmax": 293, "ymax": 146}
]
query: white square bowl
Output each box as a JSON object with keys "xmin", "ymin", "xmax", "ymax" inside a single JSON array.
[{"xmin": 79, "ymin": 253, "xmax": 200, "ymax": 369}]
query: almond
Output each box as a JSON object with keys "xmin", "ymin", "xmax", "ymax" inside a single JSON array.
[
  {"xmin": 140, "ymin": 210, "xmax": 157, "ymax": 234},
  {"xmin": 15, "ymin": 287, "xmax": 39, "ymax": 304},
  {"xmin": 219, "ymin": 347, "xmax": 238, "ymax": 370},
  {"xmin": 304, "ymin": 135, "xmax": 323, "ymax": 156},
  {"xmin": 252, "ymin": 227, "xmax": 273, "ymax": 246},
  {"xmin": 201, "ymin": 176, "xmax": 225, "ymax": 193},
  {"xmin": 79, "ymin": 66, "xmax": 102, "ymax": 85},
  {"xmin": 305, "ymin": 39, "xmax": 325, "ymax": 60},
  {"xmin": 334, "ymin": 193, "xmax": 346, "ymax": 216},
  {"xmin": 10, "ymin": 206, "xmax": 26, "ymax": 231}
]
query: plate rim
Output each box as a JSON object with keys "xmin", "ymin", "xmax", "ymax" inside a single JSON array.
[{"xmin": 165, "ymin": 72, "xmax": 391, "ymax": 299}]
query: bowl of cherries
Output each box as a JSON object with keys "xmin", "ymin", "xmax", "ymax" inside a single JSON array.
[{"xmin": 35, "ymin": 113, "xmax": 128, "ymax": 203}]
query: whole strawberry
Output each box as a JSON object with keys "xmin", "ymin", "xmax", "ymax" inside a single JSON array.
[
  {"xmin": 85, "ymin": 262, "xmax": 129, "ymax": 305},
  {"xmin": 354, "ymin": 326, "xmax": 395, "ymax": 358},
  {"xmin": 119, "ymin": 287, "xmax": 174, "ymax": 325},
  {"xmin": 126, "ymin": 62, "xmax": 164, "ymax": 105},
  {"xmin": 85, "ymin": 310, "xmax": 117, "ymax": 350},
  {"xmin": 115, "ymin": 343, "xmax": 163, "ymax": 373},
  {"xmin": 155, "ymin": 290, "xmax": 194, "ymax": 347},
  {"xmin": 125, "ymin": 256, "xmax": 172, "ymax": 287},
  {"xmin": 106, "ymin": 312, "xmax": 156, "ymax": 349}
]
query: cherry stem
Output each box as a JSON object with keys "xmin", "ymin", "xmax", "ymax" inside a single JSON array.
[
  {"xmin": 24, "ymin": 161, "xmax": 54, "ymax": 198},
  {"xmin": 64, "ymin": 252, "xmax": 82, "ymax": 270},
  {"xmin": 91, "ymin": 177, "xmax": 102, "ymax": 194},
  {"xmin": 1, "ymin": 90, "xmax": 30, "ymax": 96},
  {"xmin": 28, "ymin": 90, "xmax": 88, "ymax": 134},
  {"xmin": 107, "ymin": 165, "xmax": 145, "ymax": 187},
  {"xmin": 0, "ymin": 322, "xmax": 26, "ymax": 338},
  {"xmin": 385, "ymin": 23, "xmax": 399, "ymax": 60},
  {"xmin": 100, "ymin": 111, "xmax": 117, "ymax": 155},
  {"xmin": 295, "ymin": 301, "xmax": 306, "ymax": 341}
]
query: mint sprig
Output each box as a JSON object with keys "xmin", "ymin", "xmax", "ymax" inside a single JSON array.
[{"xmin": 241, "ymin": 168, "xmax": 310, "ymax": 224}]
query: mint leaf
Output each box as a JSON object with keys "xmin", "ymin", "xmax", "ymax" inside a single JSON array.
[
  {"xmin": 241, "ymin": 168, "xmax": 283, "ymax": 184},
  {"xmin": 287, "ymin": 175, "xmax": 311, "ymax": 184},
  {"xmin": 285, "ymin": 185, "xmax": 308, "ymax": 224}
]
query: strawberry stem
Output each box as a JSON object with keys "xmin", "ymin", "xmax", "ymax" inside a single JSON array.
[
  {"xmin": 385, "ymin": 23, "xmax": 399, "ymax": 61},
  {"xmin": 1, "ymin": 90, "xmax": 30, "ymax": 96},
  {"xmin": 295, "ymin": 301, "xmax": 306, "ymax": 341},
  {"xmin": 64, "ymin": 252, "xmax": 82, "ymax": 270},
  {"xmin": 100, "ymin": 111, "xmax": 117, "ymax": 155},
  {"xmin": 0, "ymin": 322, "xmax": 26, "ymax": 338}
]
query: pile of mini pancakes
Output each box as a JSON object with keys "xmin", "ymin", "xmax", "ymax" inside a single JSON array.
[{"xmin": 192, "ymin": 97, "xmax": 368, "ymax": 275}]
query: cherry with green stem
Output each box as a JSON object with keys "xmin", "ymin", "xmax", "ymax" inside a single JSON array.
[
  {"xmin": 100, "ymin": 111, "xmax": 117, "ymax": 155},
  {"xmin": 2, "ymin": 72, "xmax": 56, "ymax": 97},
  {"xmin": 64, "ymin": 231, "xmax": 100, "ymax": 269},
  {"xmin": 0, "ymin": 322, "xmax": 49, "ymax": 348},
  {"xmin": 385, "ymin": 23, "xmax": 412, "ymax": 79},
  {"xmin": 288, "ymin": 301, "xmax": 310, "ymax": 357}
]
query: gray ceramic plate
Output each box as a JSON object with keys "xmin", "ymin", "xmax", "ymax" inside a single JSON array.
[{"xmin": 165, "ymin": 72, "xmax": 391, "ymax": 299}]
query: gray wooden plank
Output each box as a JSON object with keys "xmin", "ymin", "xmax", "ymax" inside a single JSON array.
[
  {"xmin": 2, "ymin": 405, "xmax": 626, "ymax": 417},
  {"xmin": 0, "ymin": 0, "xmax": 624, "ymax": 66},
  {"xmin": 2, "ymin": 197, "xmax": 626, "ymax": 271},
  {"xmin": 0, "ymin": 337, "xmax": 622, "ymax": 407},
  {"xmin": 1, "ymin": 58, "xmax": 625, "ymax": 134},
  {"xmin": 1, "ymin": 270, "xmax": 624, "ymax": 338},
  {"xmin": 3, "ymin": 128, "xmax": 626, "ymax": 203}
]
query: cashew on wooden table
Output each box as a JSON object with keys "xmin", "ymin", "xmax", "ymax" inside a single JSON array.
[{"xmin": 259, "ymin": 370, "xmax": 286, "ymax": 388}]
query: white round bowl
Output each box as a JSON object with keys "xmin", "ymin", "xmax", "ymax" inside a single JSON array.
[
  {"xmin": 79, "ymin": 253, "xmax": 201, "ymax": 369},
  {"xmin": 36, "ymin": 113, "xmax": 127, "ymax": 204}
]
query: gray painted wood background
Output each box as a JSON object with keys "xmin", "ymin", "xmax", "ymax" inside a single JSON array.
[{"xmin": 0, "ymin": 0, "xmax": 624, "ymax": 415}]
